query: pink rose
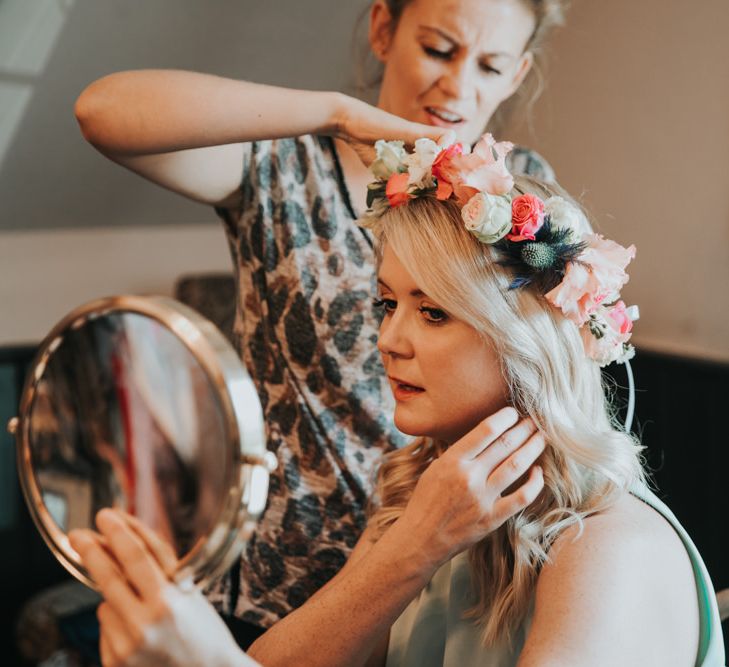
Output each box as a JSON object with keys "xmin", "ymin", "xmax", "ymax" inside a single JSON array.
[
  {"xmin": 386, "ymin": 172, "xmax": 411, "ymax": 207},
  {"xmin": 545, "ymin": 234, "xmax": 636, "ymax": 325},
  {"xmin": 580, "ymin": 304, "xmax": 635, "ymax": 366},
  {"xmin": 506, "ymin": 194, "xmax": 545, "ymax": 241},
  {"xmin": 546, "ymin": 261, "xmax": 598, "ymax": 325},
  {"xmin": 606, "ymin": 300, "xmax": 634, "ymax": 334}
]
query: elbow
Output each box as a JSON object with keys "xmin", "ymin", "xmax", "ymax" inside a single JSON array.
[
  {"xmin": 74, "ymin": 77, "xmax": 118, "ymax": 150},
  {"xmin": 74, "ymin": 83, "xmax": 102, "ymax": 145}
]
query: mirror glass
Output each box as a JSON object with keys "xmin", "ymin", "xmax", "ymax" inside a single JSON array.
[
  {"xmin": 29, "ymin": 311, "xmax": 228, "ymax": 555},
  {"xmin": 13, "ymin": 296, "xmax": 271, "ymax": 588}
]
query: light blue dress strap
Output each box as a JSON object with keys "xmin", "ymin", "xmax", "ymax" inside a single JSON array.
[
  {"xmin": 387, "ymin": 486, "xmax": 725, "ymax": 667},
  {"xmin": 630, "ymin": 484, "xmax": 725, "ymax": 667}
]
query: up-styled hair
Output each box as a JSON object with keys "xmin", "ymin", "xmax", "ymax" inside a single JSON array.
[
  {"xmin": 355, "ymin": 0, "xmax": 567, "ymax": 132},
  {"xmin": 379, "ymin": 0, "xmax": 565, "ymax": 53},
  {"xmin": 367, "ymin": 176, "xmax": 644, "ymax": 646}
]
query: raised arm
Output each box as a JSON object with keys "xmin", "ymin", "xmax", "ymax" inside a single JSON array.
[
  {"xmin": 74, "ymin": 71, "xmax": 342, "ymax": 206},
  {"xmin": 247, "ymin": 409, "xmax": 545, "ymax": 667},
  {"xmin": 74, "ymin": 70, "xmax": 446, "ymax": 206}
]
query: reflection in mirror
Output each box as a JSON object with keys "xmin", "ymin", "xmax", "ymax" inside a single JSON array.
[
  {"xmin": 28, "ymin": 311, "xmax": 229, "ymax": 558},
  {"xmin": 13, "ymin": 296, "xmax": 272, "ymax": 591}
]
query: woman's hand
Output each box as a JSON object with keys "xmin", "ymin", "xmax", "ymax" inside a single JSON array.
[
  {"xmin": 332, "ymin": 94, "xmax": 453, "ymax": 165},
  {"xmin": 69, "ymin": 510, "xmax": 256, "ymax": 667},
  {"xmin": 396, "ymin": 407, "xmax": 545, "ymax": 567}
]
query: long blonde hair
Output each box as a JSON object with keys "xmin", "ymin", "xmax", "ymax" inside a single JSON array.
[{"xmin": 367, "ymin": 178, "xmax": 644, "ymax": 646}]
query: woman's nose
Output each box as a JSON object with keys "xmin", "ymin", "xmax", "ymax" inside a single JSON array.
[
  {"xmin": 377, "ymin": 314, "xmax": 414, "ymax": 359},
  {"xmin": 438, "ymin": 56, "xmax": 473, "ymax": 100}
]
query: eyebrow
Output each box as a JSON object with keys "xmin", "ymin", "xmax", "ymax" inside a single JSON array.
[
  {"xmin": 417, "ymin": 25, "xmax": 513, "ymax": 59},
  {"xmin": 377, "ymin": 278, "xmax": 426, "ymax": 298}
]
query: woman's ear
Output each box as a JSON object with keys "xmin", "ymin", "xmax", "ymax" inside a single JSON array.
[
  {"xmin": 507, "ymin": 50, "xmax": 534, "ymax": 96},
  {"xmin": 369, "ymin": 0, "xmax": 396, "ymax": 62}
]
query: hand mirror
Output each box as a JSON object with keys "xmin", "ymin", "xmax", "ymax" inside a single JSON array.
[{"xmin": 7, "ymin": 295, "xmax": 274, "ymax": 589}]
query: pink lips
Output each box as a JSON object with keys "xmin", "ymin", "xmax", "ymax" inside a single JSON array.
[
  {"xmin": 424, "ymin": 106, "xmax": 465, "ymax": 127},
  {"xmin": 389, "ymin": 376, "xmax": 425, "ymax": 402}
]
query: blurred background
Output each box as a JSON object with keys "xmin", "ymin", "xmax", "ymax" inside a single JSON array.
[{"xmin": 0, "ymin": 0, "xmax": 727, "ymax": 664}]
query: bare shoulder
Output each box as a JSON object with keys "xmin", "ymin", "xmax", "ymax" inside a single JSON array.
[
  {"xmin": 547, "ymin": 491, "xmax": 688, "ymax": 567},
  {"xmin": 517, "ymin": 492, "xmax": 700, "ymax": 667}
]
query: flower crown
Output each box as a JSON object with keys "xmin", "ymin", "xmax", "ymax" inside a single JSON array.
[{"xmin": 361, "ymin": 135, "xmax": 638, "ymax": 367}]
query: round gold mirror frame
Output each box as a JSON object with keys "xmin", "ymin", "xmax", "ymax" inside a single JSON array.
[{"xmin": 9, "ymin": 295, "xmax": 274, "ymax": 590}]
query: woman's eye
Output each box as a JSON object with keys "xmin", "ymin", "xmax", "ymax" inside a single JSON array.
[
  {"xmin": 373, "ymin": 297, "xmax": 397, "ymax": 313},
  {"xmin": 479, "ymin": 61, "xmax": 502, "ymax": 75},
  {"xmin": 419, "ymin": 306, "xmax": 448, "ymax": 323},
  {"xmin": 423, "ymin": 46, "xmax": 452, "ymax": 60}
]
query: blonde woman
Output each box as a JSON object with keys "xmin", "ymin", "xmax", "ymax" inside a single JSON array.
[{"xmin": 71, "ymin": 135, "xmax": 723, "ymax": 667}]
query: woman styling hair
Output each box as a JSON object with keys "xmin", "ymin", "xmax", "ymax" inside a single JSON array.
[{"xmin": 74, "ymin": 0, "xmax": 566, "ymax": 644}]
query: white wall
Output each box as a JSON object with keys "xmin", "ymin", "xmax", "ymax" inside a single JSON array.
[
  {"xmin": 0, "ymin": 0, "xmax": 363, "ymax": 344},
  {"xmin": 1, "ymin": 0, "xmax": 727, "ymax": 362},
  {"xmin": 0, "ymin": 224, "xmax": 231, "ymax": 344},
  {"xmin": 506, "ymin": 0, "xmax": 729, "ymax": 361}
]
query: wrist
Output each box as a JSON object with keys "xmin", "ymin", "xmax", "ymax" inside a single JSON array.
[
  {"xmin": 383, "ymin": 515, "xmax": 448, "ymax": 581},
  {"xmin": 326, "ymin": 91, "xmax": 351, "ymax": 138}
]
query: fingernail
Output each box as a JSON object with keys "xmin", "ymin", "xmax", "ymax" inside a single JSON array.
[
  {"xmin": 96, "ymin": 507, "xmax": 121, "ymax": 530},
  {"xmin": 68, "ymin": 530, "xmax": 92, "ymax": 550}
]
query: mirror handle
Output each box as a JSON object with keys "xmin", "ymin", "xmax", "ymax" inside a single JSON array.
[{"xmin": 241, "ymin": 451, "xmax": 277, "ymax": 473}]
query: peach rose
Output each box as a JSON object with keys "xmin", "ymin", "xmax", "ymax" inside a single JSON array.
[
  {"xmin": 385, "ymin": 172, "xmax": 411, "ymax": 207},
  {"xmin": 448, "ymin": 134, "xmax": 514, "ymax": 203},
  {"xmin": 430, "ymin": 143, "xmax": 464, "ymax": 199},
  {"xmin": 431, "ymin": 135, "xmax": 514, "ymax": 204}
]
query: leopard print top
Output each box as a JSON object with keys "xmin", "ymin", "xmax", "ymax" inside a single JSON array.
[{"xmin": 206, "ymin": 136, "xmax": 554, "ymax": 628}]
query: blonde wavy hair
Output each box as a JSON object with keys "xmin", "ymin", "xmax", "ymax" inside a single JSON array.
[{"xmin": 367, "ymin": 176, "xmax": 644, "ymax": 646}]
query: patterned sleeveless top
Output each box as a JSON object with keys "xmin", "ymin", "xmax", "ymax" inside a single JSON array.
[{"xmin": 206, "ymin": 136, "xmax": 554, "ymax": 627}]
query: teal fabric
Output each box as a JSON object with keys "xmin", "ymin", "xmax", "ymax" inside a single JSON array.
[
  {"xmin": 386, "ymin": 485, "xmax": 725, "ymax": 667},
  {"xmin": 632, "ymin": 485, "xmax": 725, "ymax": 667}
]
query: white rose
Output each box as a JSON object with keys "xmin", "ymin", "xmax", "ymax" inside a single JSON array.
[
  {"xmin": 544, "ymin": 196, "xmax": 590, "ymax": 239},
  {"xmin": 371, "ymin": 140, "xmax": 406, "ymax": 180},
  {"xmin": 404, "ymin": 138, "xmax": 439, "ymax": 187},
  {"xmin": 461, "ymin": 192, "xmax": 512, "ymax": 244},
  {"xmin": 413, "ymin": 138, "xmax": 439, "ymax": 167}
]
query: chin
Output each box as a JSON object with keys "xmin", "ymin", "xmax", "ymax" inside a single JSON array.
[
  {"xmin": 393, "ymin": 414, "xmax": 432, "ymax": 439},
  {"xmin": 393, "ymin": 415, "xmax": 458, "ymax": 443}
]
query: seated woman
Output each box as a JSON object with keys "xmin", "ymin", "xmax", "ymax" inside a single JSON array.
[{"xmin": 70, "ymin": 136, "xmax": 724, "ymax": 667}]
